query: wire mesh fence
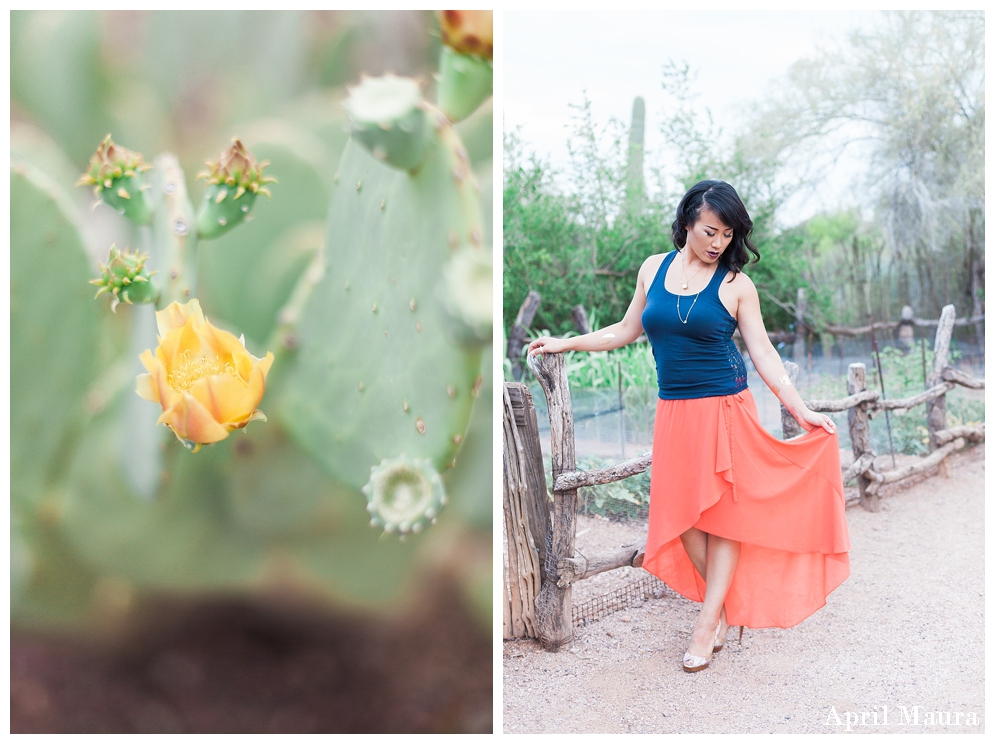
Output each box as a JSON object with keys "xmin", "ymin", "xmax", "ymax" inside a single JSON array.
[{"xmin": 572, "ymin": 575, "xmax": 674, "ymax": 628}]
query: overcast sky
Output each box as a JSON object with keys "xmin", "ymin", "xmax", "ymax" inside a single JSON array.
[{"xmin": 503, "ymin": 9, "xmax": 883, "ymax": 223}]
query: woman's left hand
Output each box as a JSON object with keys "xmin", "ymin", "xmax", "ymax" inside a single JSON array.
[{"xmin": 797, "ymin": 408, "xmax": 838, "ymax": 435}]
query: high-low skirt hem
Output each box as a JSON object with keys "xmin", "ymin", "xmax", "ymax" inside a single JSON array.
[{"xmin": 642, "ymin": 389, "xmax": 851, "ymax": 629}]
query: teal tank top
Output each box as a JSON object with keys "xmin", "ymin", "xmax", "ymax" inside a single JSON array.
[{"xmin": 640, "ymin": 250, "xmax": 748, "ymax": 400}]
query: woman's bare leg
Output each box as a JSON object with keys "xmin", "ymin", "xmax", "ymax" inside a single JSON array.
[
  {"xmin": 686, "ymin": 534, "xmax": 741, "ymax": 658},
  {"xmin": 680, "ymin": 526, "xmax": 708, "ymax": 579},
  {"xmin": 681, "ymin": 527, "xmax": 731, "ymax": 642}
]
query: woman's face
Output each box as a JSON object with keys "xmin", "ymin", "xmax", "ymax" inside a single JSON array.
[{"xmin": 684, "ymin": 207, "xmax": 733, "ymax": 264}]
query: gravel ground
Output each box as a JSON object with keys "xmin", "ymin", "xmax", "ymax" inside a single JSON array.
[{"xmin": 503, "ymin": 443, "xmax": 985, "ymax": 734}]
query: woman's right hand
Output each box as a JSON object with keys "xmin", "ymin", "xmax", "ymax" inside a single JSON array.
[{"xmin": 527, "ymin": 336, "xmax": 569, "ymax": 356}]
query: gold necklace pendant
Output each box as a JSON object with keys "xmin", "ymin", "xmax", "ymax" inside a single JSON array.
[{"xmin": 680, "ymin": 250, "xmax": 705, "ymax": 293}]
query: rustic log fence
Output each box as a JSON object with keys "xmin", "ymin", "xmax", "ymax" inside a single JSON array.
[
  {"xmin": 506, "ymin": 289, "xmax": 984, "ymax": 374},
  {"xmin": 502, "ymin": 303, "xmax": 984, "ymax": 647}
]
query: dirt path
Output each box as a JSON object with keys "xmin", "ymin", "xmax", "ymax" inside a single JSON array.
[{"xmin": 503, "ymin": 444, "xmax": 985, "ymax": 734}]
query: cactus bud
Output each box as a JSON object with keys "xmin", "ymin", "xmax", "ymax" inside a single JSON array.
[
  {"xmin": 436, "ymin": 49, "xmax": 493, "ymax": 124},
  {"xmin": 440, "ymin": 246, "xmax": 492, "ymax": 343},
  {"xmin": 89, "ymin": 245, "xmax": 158, "ymax": 312},
  {"xmin": 435, "ymin": 11, "xmax": 493, "ymax": 122},
  {"xmin": 436, "ymin": 10, "xmax": 493, "ymax": 59},
  {"xmin": 195, "ymin": 139, "xmax": 276, "ymax": 240},
  {"xmin": 361, "ymin": 455, "xmax": 447, "ymax": 536},
  {"xmin": 76, "ymin": 135, "xmax": 153, "ymax": 224},
  {"xmin": 344, "ymin": 75, "xmax": 431, "ymax": 172}
]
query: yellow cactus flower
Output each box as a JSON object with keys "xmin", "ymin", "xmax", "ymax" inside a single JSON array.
[{"xmin": 136, "ymin": 299, "xmax": 274, "ymax": 451}]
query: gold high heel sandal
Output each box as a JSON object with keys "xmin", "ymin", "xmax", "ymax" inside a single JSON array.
[
  {"xmin": 714, "ymin": 625, "xmax": 745, "ymax": 653},
  {"xmin": 683, "ymin": 625, "xmax": 721, "ymax": 673}
]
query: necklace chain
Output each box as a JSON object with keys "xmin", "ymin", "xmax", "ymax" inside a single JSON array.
[
  {"xmin": 676, "ymin": 250, "xmax": 713, "ymax": 324},
  {"xmin": 676, "ymin": 291, "xmax": 700, "ymax": 324},
  {"xmin": 680, "ymin": 249, "xmax": 707, "ymax": 290}
]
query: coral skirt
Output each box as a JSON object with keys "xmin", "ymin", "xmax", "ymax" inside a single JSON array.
[{"xmin": 642, "ymin": 389, "xmax": 851, "ymax": 629}]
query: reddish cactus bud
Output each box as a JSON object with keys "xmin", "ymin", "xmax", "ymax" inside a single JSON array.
[{"xmin": 436, "ymin": 10, "xmax": 493, "ymax": 60}]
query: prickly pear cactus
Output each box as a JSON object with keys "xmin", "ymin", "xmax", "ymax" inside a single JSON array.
[
  {"xmin": 10, "ymin": 164, "xmax": 103, "ymax": 513},
  {"xmin": 278, "ymin": 93, "xmax": 488, "ymax": 534},
  {"xmin": 10, "ymin": 10, "xmax": 494, "ymax": 636},
  {"xmin": 10, "ymin": 160, "xmax": 108, "ymax": 628}
]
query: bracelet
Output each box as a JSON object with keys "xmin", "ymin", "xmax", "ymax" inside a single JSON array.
[{"xmin": 773, "ymin": 374, "xmax": 792, "ymax": 396}]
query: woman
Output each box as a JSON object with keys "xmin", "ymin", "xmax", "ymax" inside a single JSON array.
[{"xmin": 528, "ymin": 180, "xmax": 850, "ymax": 672}]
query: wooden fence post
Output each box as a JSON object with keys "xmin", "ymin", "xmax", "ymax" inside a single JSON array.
[
  {"xmin": 502, "ymin": 383, "xmax": 550, "ymax": 640},
  {"xmin": 571, "ymin": 304, "xmax": 592, "ymax": 335},
  {"xmin": 927, "ymin": 305, "xmax": 956, "ymax": 477},
  {"xmin": 897, "ymin": 305, "xmax": 915, "ymax": 350},
  {"xmin": 847, "ymin": 362, "xmax": 878, "ymax": 511},
  {"xmin": 529, "ymin": 352, "xmax": 577, "ymax": 650},
  {"xmin": 793, "ymin": 288, "xmax": 807, "ymax": 362},
  {"xmin": 780, "ymin": 360, "xmax": 803, "ymax": 439},
  {"xmin": 507, "ymin": 291, "xmax": 541, "ymax": 381}
]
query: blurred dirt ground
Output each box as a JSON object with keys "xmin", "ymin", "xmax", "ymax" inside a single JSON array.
[{"xmin": 11, "ymin": 578, "xmax": 492, "ymax": 734}]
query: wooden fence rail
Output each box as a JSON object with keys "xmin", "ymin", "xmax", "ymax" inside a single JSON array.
[
  {"xmin": 502, "ymin": 303, "xmax": 984, "ymax": 646},
  {"xmin": 506, "ymin": 289, "xmax": 984, "ymax": 373}
]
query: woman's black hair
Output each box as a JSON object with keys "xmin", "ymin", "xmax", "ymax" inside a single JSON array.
[{"xmin": 671, "ymin": 180, "xmax": 760, "ymax": 275}]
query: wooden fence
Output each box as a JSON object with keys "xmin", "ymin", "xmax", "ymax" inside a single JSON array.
[
  {"xmin": 505, "ymin": 289, "xmax": 984, "ymax": 380},
  {"xmin": 503, "ymin": 304, "xmax": 985, "ymax": 648}
]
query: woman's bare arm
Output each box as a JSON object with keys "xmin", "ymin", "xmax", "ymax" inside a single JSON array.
[
  {"xmin": 734, "ymin": 274, "xmax": 836, "ymax": 434},
  {"xmin": 527, "ymin": 255, "xmax": 660, "ymax": 355}
]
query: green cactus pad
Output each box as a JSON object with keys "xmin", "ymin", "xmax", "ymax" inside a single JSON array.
[
  {"xmin": 436, "ymin": 46, "xmax": 493, "ymax": 123},
  {"xmin": 442, "ymin": 347, "xmax": 492, "ymax": 529},
  {"xmin": 363, "ymin": 455, "xmax": 447, "ymax": 535},
  {"xmin": 224, "ymin": 422, "xmax": 361, "ymax": 539},
  {"xmin": 59, "ymin": 388, "xmax": 421, "ymax": 609},
  {"xmin": 149, "ymin": 154, "xmax": 198, "ymax": 306},
  {"xmin": 60, "ymin": 390, "xmax": 266, "ymax": 591},
  {"xmin": 11, "ymin": 121, "xmax": 88, "ymax": 209},
  {"xmin": 345, "ymin": 75, "xmax": 432, "ymax": 171},
  {"xmin": 10, "ymin": 11, "xmax": 107, "ymax": 165},
  {"xmin": 454, "ymin": 96, "xmax": 493, "ymax": 167},
  {"xmin": 278, "ymin": 117, "xmax": 487, "ymax": 494},
  {"xmin": 10, "ymin": 165, "xmax": 103, "ymax": 512}
]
